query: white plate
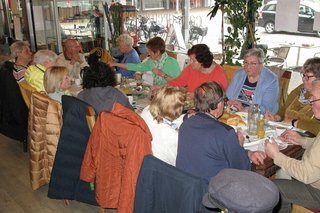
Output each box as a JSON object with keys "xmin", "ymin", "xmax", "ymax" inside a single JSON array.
[{"xmin": 266, "ymin": 121, "xmax": 306, "ymax": 133}]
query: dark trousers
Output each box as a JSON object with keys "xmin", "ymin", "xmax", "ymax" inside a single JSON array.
[{"xmin": 273, "ymin": 179, "xmax": 320, "ymax": 212}]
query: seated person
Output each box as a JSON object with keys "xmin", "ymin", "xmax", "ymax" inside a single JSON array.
[
  {"xmin": 226, "ymin": 48, "xmax": 279, "ymax": 114},
  {"xmin": 9, "ymin": 41, "xmax": 33, "ymax": 83},
  {"xmin": 168, "ymin": 44, "xmax": 228, "ymax": 93},
  {"xmin": 115, "ymin": 34, "xmax": 140, "ymax": 78},
  {"xmin": 109, "ymin": 37, "xmax": 181, "ymax": 85},
  {"xmin": 25, "ymin": 50, "xmax": 57, "ymax": 92},
  {"xmin": 264, "ymin": 79, "xmax": 320, "ymax": 212},
  {"xmin": 265, "ymin": 57, "xmax": 320, "ymax": 135},
  {"xmin": 176, "ymin": 81, "xmax": 265, "ymax": 182},
  {"xmin": 77, "ymin": 61, "xmax": 133, "ymax": 114},
  {"xmin": 140, "ymin": 86, "xmax": 186, "ymax": 166},
  {"xmin": 44, "ymin": 66, "xmax": 72, "ymax": 103},
  {"xmin": 56, "ymin": 38, "xmax": 89, "ymax": 79}
]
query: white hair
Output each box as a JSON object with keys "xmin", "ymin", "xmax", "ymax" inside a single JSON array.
[{"xmin": 33, "ymin": 50, "xmax": 57, "ymax": 65}]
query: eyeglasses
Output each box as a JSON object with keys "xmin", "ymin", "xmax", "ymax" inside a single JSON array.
[
  {"xmin": 300, "ymin": 98, "xmax": 320, "ymax": 104},
  {"xmin": 301, "ymin": 73, "xmax": 315, "ymax": 80},
  {"xmin": 309, "ymin": 98, "xmax": 320, "ymax": 104},
  {"xmin": 243, "ymin": 62, "xmax": 261, "ymax": 66}
]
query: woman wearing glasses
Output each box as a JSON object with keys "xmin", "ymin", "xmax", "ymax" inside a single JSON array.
[
  {"xmin": 265, "ymin": 57, "xmax": 320, "ymax": 135},
  {"xmin": 226, "ymin": 48, "xmax": 279, "ymax": 114}
]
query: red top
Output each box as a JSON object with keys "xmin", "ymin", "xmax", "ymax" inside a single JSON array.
[{"xmin": 168, "ymin": 64, "xmax": 228, "ymax": 93}]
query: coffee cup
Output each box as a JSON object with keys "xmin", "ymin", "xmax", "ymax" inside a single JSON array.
[
  {"xmin": 116, "ymin": 73, "xmax": 122, "ymax": 84},
  {"xmin": 127, "ymin": 94, "xmax": 134, "ymax": 105}
]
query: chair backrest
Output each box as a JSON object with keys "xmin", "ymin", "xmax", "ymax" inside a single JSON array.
[
  {"xmin": 85, "ymin": 106, "xmax": 96, "ymax": 132},
  {"xmin": 222, "ymin": 64, "xmax": 241, "ymax": 84},
  {"xmin": 278, "ymin": 70, "xmax": 292, "ymax": 110},
  {"xmin": 134, "ymin": 155, "xmax": 207, "ymax": 213},
  {"xmin": 19, "ymin": 82, "xmax": 37, "ymax": 109}
]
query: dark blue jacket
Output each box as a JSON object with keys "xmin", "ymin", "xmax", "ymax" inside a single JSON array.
[
  {"xmin": 134, "ymin": 155, "xmax": 208, "ymax": 213},
  {"xmin": 48, "ymin": 95, "xmax": 97, "ymax": 205},
  {"xmin": 176, "ymin": 113, "xmax": 251, "ymax": 182}
]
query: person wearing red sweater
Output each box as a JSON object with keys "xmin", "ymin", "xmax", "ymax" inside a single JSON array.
[{"xmin": 168, "ymin": 44, "xmax": 228, "ymax": 93}]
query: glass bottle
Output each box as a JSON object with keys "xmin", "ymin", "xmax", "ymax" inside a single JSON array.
[
  {"xmin": 247, "ymin": 103, "xmax": 260, "ymax": 136},
  {"xmin": 257, "ymin": 114, "xmax": 265, "ymax": 139}
]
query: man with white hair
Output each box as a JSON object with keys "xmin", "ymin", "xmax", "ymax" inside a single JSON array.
[
  {"xmin": 56, "ymin": 38, "xmax": 88, "ymax": 79},
  {"xmin": 25, "ymin": 49, "xmax": 57, "ymax": 92},
  {"xmin": 9, "ymin": 41, "xmax": 33, "ymax": 82},
  {"xmin": 265, "ymin": 79, "xmax": 320, "ymax": 212}
]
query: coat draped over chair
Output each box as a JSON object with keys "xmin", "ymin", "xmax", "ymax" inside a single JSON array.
[
  {"xmin": 80, "ymin": 102, "xmax": 152, "ymax": 213},
  {"xmin": 134, "ymin": 155, "xmax": 208, "ymax": 213},
  {"xmin": 0, "ymin": 61, "xmax": 28, "ymax": 143},
  {"xmin": 28, "ymin": 92, "xmax": 62, "ymax": 190},
  {"xmin": 48, "ymin": 95, "xmax": 97, "ymax": 206}
]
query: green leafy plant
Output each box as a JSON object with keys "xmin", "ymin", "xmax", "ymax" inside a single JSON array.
[
  {"xmin": 208, "ymin": 0, "xmax": 262, "ymax": 65},
  {"xmin": 110, "ymin": 3, "xmax": 123, "ymax": 48}
]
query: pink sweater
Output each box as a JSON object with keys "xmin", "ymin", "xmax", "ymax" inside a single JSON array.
[{"xmin": 168, "ymin": 64, "xmax": 228, "ymax": 93}]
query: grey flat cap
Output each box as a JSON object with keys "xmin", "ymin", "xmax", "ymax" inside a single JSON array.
[{"xmin": 202, "ymin": 169, "xmax": 279, "ymax": 213}]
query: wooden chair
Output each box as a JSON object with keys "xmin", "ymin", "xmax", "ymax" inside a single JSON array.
[
  {"xmin": 85, "ymin": 106, "xmax": 96, "ymax": 132},
  {"xmin": 278, "ymin": 70, "xmax": 292, "ymax": 111},
  {"xmin": 19, "ymin": 82, "xmax": 36, "ymax": 109},
  {"xmin": 222, "ymin": 64, "xmax": 241, "ymax": 85}
]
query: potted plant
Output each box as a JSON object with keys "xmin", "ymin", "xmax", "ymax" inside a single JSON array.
[{"xmin": 208, "ymin": 0, "xmax": 263, "ymax": 65}]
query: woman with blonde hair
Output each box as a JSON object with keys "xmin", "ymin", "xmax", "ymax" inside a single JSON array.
[
  {"xmin": 140, "ymin": 86, "xmax": 186, "ymax": 166},
  {"xmin": 44, "ymin": 66, "xmax": 72, "ymax": 103}
]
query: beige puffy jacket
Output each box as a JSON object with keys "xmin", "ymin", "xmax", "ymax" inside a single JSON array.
[{"xmin": 28, "ymin": 92, "xmax": 62, "ymax": 190}]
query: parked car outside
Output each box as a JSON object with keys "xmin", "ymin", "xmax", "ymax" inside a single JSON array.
[{"xmin": 258, "ymin": 0, "xmax": 320, "ymax": 37}]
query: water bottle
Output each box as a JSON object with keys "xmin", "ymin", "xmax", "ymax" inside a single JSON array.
[{"xmin": 247, "ymin": 103, "xmax": 260, "ymax": 136}]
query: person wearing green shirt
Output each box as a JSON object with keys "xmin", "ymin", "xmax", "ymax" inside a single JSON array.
[{"xmin": 109, "ymin": 37, "xmax": 181, "ymax": 85}]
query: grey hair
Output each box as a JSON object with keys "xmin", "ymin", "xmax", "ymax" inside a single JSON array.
[
  {"xmin": 33, "ymin": 50, "xmax": 57, "ymax": 65},
  {"xmin": 117, "ymin": 34, "xmax": 133, "ymax": 47},
  {"xmin": 244, "ymin": 48, "xmax": 265, "ymax": 64},
  {"xmin": 303, "ymin": 57, "xmax": 320, "ymax": 79},
  {"xmin": 9, "ymin": 41, "xmax": 30, "ymax": 59}
]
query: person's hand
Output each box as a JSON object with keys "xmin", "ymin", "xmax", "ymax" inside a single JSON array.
[
  {"xmin": 152, "ymin": 85, "xmax": 162, "ymax": 91},
  {"xmin": 134, "ymin": 73, "xmax": 143, "ymax": 80},
  {"xmin": 264, "ymin": 138, "xmax": 280, "ymax": 159},
  {"xmin": 248, "ymin": 150, "xmax": 266, "ymax": 165},
  {"xmin": 70, "ymin": 53, "xmax": 83, "ymax": 64},
  {"xmin": 152, "ymin": 68, "xmax": 163, "ymax": 76},
  {"xmin": 236, "ymin": 128, "xmax": 245, "ymax": 147},
  {"xmin": 280, "ymin": 130, "xmax": 305, "ymax": 146},
  {"xmin": 264, "ymin": 111, "xmax": 275, "ymax": 121},
  {"xmin": 227, "ymin": 99, "xmax": 244, "ymax": 112},
  {"xmin": 108, "ymin": 59, "xmax": 117, "ymax": 67}
]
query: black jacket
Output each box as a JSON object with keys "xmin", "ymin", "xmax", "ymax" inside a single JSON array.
[{"xmin": 0, "ymin": 61, "xmax": 28, "ymax": 141}]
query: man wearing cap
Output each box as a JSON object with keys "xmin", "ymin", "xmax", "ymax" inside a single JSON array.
[
  {"xmin": 265, "ymin": 79, "xmax": 320, "ymax": 212},
  {"xmin": 176, "ymin": 81, "xmax": 266, "ymax": 182},
  {"xmin": 202, "ymin": 169, "xmax": 279, "ymax": 213}
]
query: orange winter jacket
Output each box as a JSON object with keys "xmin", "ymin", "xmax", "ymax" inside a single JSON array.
[{"xmin": 80, "ymin": 102, "xmax": 152, "ymax": 213}]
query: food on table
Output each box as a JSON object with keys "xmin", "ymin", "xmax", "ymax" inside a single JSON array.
[{"xmin": 219, "ymin": 111, "xmax": 246, "ymax": 126}]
